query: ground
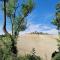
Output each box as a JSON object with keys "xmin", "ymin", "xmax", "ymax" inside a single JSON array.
[{"xmin": 17, "ymin": 33, "xmax": 58, "ymax": 60}]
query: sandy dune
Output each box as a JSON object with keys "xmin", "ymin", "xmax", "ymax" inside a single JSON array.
[{"xmin": 17, "ymin": 34, "xmax": 58, "ymax": 60}]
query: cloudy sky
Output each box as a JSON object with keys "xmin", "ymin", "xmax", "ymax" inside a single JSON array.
[{"xmin": 0, "ymin": 0, "xmax": 59, "ymax": 35}]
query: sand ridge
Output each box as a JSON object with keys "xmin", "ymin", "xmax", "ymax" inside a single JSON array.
[{"xmin": 17, "ymin": 34, "xmax": 58, "ymax": 60}]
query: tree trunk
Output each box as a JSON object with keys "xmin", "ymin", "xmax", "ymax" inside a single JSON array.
[
  {"xmin": 3, "ymin": 0, "xmax": 8, "ymax": 34},
  {"xmin": 11, "ymin": 9, "xmax": 17, "ymax": 55},
  {"xmin": 12, "ymin": 17, "xmax": 13, "ymax": 35}
]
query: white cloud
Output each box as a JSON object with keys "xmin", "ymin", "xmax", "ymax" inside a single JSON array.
[
  {"xmin": 0, "ymin": 23, "xmax": 58, "ymax": 35},
  {"xmin": 42, "ymin": 29, "xmax": 58, "ymax": 35},
  {"xmin": 19, "ymin": 24, "xmax": 58, "ymax": 35}
]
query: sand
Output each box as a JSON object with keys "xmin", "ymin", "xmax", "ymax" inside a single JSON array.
[{"xmin": 17, "ymin": 34, "xmax": 58, "ymax": 60}]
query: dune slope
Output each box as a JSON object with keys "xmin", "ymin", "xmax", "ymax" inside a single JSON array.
[{"xmin": 17, "ymin": 34, "xmax": 58, "ymax": 60}]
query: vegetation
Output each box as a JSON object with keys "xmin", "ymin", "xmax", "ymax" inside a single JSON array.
[
  {"xmin": 52, "ymin": 2, "xmax": 60, "ymax": 47},
  {"xmin": 5, "ymin": 0, "xmax": 34, "ymax": 55},
  {"xmin": 6, "ymin": 0, "xmax": 34, "ymax": 36},
  {"xmin": 30, "ymin": 31, "xmax": 49, "ymax": 35},
  {"xmin": 0, "ymin": 35, "xmax": 41, "ymax": 60},
  {"xmin": 52, "ymin": 2, "xmax": 60, "ymax": 60},
  {"xmin": 0, "ymin": 35, "xmax": 17, "ymax": 60},
  {"xmin": 52, "ymin": 53, "xmax": 60, "ymax": 60},
  {"xmin": 52, "ymin": 2, "xmax": 60, "ymax": 36}
]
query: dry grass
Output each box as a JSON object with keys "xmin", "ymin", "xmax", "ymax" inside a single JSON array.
[{"xmin": 17, "ymin": 34, "xmax": 58, "ymax": 60}]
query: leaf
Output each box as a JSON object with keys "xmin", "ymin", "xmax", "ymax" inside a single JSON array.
[
  {"xmin": 21, "ymin": 0, "xmax": 34, "ymax": 17},
  {"xmin": 51, "ymin": 19, "xmax": 58, "ymax": 26}
]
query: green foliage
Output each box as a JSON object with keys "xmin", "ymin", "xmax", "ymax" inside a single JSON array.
[
  {"xmin": 0, "ymin": 35, "xmax": 18, "ymax": 60},
  {"xmin": 6, "ymin": 0, "xmax": 34, "ymax": 36},
  {"xmin": 0, "ymin": 35, "xmax": 41, "ymax": 60},
  {"xmin": 18, "ymin": 54, "xmax": 41, "ymax": 60},
  {"xmin": 28, "ymin": 48, "xmax": 41, "ymax": 60},
  {"xmin": 14, "ymin": 16, "xmax": 27, "ymax": 35},
  {"xmin": 52, "ymin": 3, "xmax": 60, "ymax": 29},
  {"xmin": 57, "ymin": 39, "xmax": 60, "ymax": 46},
  {"xmin": 31, "ymin": 48, "xmax": 36, "ymax": 56},
  {"xmin": 17, "ymin": 47, "xmax": 41, "ymax": 60},
  {"xmin": 51, "ymin": 3, "xmax": 60, "ymax": 60},
  {"xmin": 52, "ymin": 19, "xmax": 58, "ymax": 26},
  {"xmin": 22, "ymin": 0, "xmax": 34, "ymax": 17},
  {"xmin": 56, "ymin": 3, "xmax": 60, "ymax": 10},
  {"xmin": 6, "ymin": 0, "xmax": 17, "ymax": 17},
  {"xmin": 28, "ymin": 54, "xmax": 41, "ymax": 60},
  {"xmin": 52, "ymin": 53, "xmax": 60, "ymax": 60}
]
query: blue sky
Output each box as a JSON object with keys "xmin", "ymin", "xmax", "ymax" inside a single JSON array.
[
  {"xmin": 0, "ymin": 0, "xmax": 59, "ymax": 35},
  {"xmin": 27, "ymin": 0, "xmax": 57, "ymax": 25}
]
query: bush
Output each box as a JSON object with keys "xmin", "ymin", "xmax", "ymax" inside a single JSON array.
[
  {"xmin": 52, "ymin": 53, "xmax": 60, "ymax": 60},
  {"xmin": 27, "ymin": 48, "xmax": 41, "ymax": 60},
  {"xmin": 0, "ymin": 35, "xmax": 41, "ymax": 60},
  {"xmin": 17, "ymin": 48, "xmax": 41, "ymax": 60},
  {"xmin": 0, "ymin": 35, "xmax": 18, "ymax": 60},
  {"xmin": 18, "ymin": 54, "xmax": 41, "ymax": 60}
]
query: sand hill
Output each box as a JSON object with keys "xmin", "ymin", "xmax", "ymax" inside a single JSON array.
[{"xmin": 17, "ymin": 33, "xmax": 58, "ymax": 60}]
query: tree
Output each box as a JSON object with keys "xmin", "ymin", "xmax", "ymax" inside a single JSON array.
[
  {"xmin": 6, "ymin": 0, "xmax": 18, "ymax": 35},
  {"xmin": 14, "ymin": 0, "xmax": 34, "ymax": 36},
  {"xmin": 5, "ymin": 0, "xmax": 34, "ymax": 55},
  {"xmin": 52, "ymin": 3, "xmax": 60, "ymax": 36},
  {"xmin": 52, "ymin": 2, "xmax": 60, "ymax": 57},
  {"xmin": 6, "ymin": 0, "xmax": 34, "ymax": 36}
]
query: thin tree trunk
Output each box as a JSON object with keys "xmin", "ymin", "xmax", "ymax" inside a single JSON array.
[
  {"xmin": 12, "ymin": 13, "xmax": 15, "ymax": 35},
  {"xmin": 3, "ymin": 0, "xmax": 8, "ymax": 34},
  {"xmin": 12, "ymin": 17, "xmax": 13, "ymax": 35},
  {"xmin": 11, "ymin": 9, "xmax": 17, "ymax": 55}
]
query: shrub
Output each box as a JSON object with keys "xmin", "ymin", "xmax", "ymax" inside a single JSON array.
[
  {"xmin": 0, "ymin": 35, "xmax": 41, "ymax": 60},
  {"xmin": 18, "ymin": 54, "xmax": 41, "ymax": 60},
  {"xmin": 18, "ymin": 48, "xmax": 41, "ymax": 60},
  {"xmin": 52, "ymin": 53, "xmax": 60, "ymax": 60},
  {"xmin": 0, "ymin": 35, "xmax": 18, "ymax": 60}
]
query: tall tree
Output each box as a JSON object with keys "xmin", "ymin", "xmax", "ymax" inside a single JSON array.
[
  {"xmin": 52, "ymin": 3, "xmax": 60, "ymax": 36},
  {"xmin": 6, "ymin": 0, "xmax": 17, "ymax": 35},
  {"xmin": 14, "ymin": 0, "xmax": 34, "ymax": 36},
  {"xmin": 6, "ymin": 0, "xmax": 34, "ymax": 54},
  {"xmin": 52, "ymin": 2, "xmax": 60, "ymax": 50},
  {"xmin": 6, "ymin": 0, "xmax": 34, "ymax": 36}
]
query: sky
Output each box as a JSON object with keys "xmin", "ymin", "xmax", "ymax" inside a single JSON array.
[{"xmin": 0, "ymin": 0, "xmax": 59, "ymax": 35}]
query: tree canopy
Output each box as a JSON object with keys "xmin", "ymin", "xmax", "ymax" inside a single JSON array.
[
  {"xmin": 1, "ymin": 0, "xmax": 34, "ymax": 35},
  {"xmin": 52, "ymin": 2, "xmax": 60, "ymax": 30}
]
